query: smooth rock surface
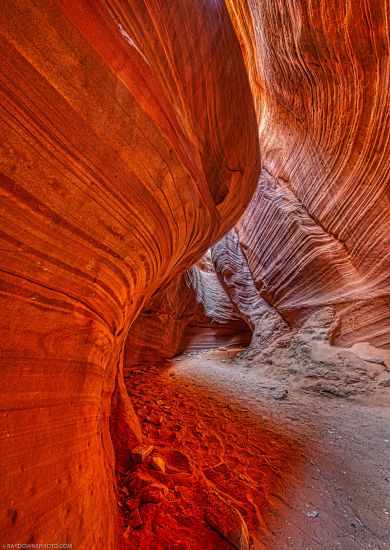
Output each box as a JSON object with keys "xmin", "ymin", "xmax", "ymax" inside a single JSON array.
[
  {"xmin": 230, "ymin": 0, "xmax": 390, "ymax": 348},
  {"xmin": 0, "ymin": 2, "xmax": 258, "ymax": 547},
  {"xmin": 1, "ymin": 0, "xmax": 389, "ymax": 548}
]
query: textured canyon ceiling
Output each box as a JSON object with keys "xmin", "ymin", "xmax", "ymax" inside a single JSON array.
[{"xmin": 0, "ymin": 0, "xmax": 389, "ymax": 548}]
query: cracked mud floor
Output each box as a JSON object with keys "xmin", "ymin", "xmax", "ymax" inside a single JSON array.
[{"xmin": 121, "ymin": 348, "xmax": 390, "ymax": 549}]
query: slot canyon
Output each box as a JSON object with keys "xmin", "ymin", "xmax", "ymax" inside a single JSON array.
[{"xmin": 0, "ymin": 1, "xmax": 389, "ymax": 549}]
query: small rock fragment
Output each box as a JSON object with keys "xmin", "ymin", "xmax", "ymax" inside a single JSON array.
[
  {"xmin": 145, "ymin": 415, "xmax": 163, "ymax": 425},
  {"xmin": 151, "ymin": 455, "xmax": 166, "ymax": 473},
  {"xmin": 205, "ymin": 491, "xmax": 250, "ymax": 549},
  {"xmin": 271, "ymin": 388, "xmax": 288, "ymax": 400},
  {"xmin": 141, "ymin": 487, "xmax": 164, "ymax": 505},
  {"xmin": 128, "ymin": 508, "xmax": 143, "ymax": 529},
  {"xmin": 132, "ymin": 445, "xmax": 154, "ymax": 463},
  {"xmin": 126, "ymin": 498, "xmax": 139, "ymax": 511},
  {"xmin": 123, "ymin": 526, "xmax": 131, "ymax": 540},
  {"xmin": 306, "ymin": 510, "xmax": 320, "ymax": 518},
  {"xmin": 149, "ymin": 481, "xmax": 169, "ymax": 497}
]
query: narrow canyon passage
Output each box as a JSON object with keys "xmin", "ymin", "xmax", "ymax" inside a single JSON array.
[
  {"xmin": 120, "ymin": 347, "xmax": 390, "ymax": 549},
  {"xmin": 0, "ymin": 1, "xmax": 389, "ymax": 548}
]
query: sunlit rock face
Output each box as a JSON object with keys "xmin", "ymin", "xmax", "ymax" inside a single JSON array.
[
  {"xmin": 211, "ymin": 230, "xmax": 289, "ymax": 349},
  {"xmin": 182, "ymin": 254, "xmax": 251, "ymax": 352},
  {"xmin": 225, "ymin": 0, "xmax": 390, "ymax": 348},
  {"xmin": 0, "ymin": 1, "xmax": 259, "ymax": 547},
  {"xmin": 124, "ymin": 275, "xmax": 198, "ymax": 368}
]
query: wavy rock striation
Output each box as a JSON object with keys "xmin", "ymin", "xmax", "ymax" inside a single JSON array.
[
  {"xmin": 211, "ymin": 230, "xmax": 289, "ymax": 349},
  {"xmin": 182, "ymin": 255, "xmax": 251, "ymax": 352},
  {"xmin": 135, "ymin": 0, "xmax": 390, "ymax": 355},
  {"xmin": 0, "ymin": 1, "xmax": 259, "ymax": 547},
  {"xmin": 1, "ymin": 0, "xmax": 389, "ymax": 548},
  {"xmin": 228, "ymin": 0, "xmax": 390, "ymax": 348},
  {"xmin": 125, "ymin": 257, "xmax": 251, "ymax": 369}
]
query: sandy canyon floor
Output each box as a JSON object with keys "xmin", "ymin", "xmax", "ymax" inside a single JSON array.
[{"xmin": 121, "ymin": 347, "xmax": 390, "ymax": 550}]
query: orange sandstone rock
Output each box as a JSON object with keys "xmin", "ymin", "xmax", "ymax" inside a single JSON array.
[{"xmin": 0, "ymin": 1, "xmax": 258, "ymax": 547}]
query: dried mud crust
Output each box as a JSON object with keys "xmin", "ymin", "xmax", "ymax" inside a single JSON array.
[{"xmin": 121, "ymin": 345, "xmax": 390, "ymax": 549}]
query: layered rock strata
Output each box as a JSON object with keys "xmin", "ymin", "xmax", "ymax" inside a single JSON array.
[
  {"xmin": 125, "ymin": 259, "xmax": 251, "ymax": 370},
  {"xmin": 229, "ymin": 0, "xmax": 390, "ymax": 348},
  {"xmin": 132, "ymin": 0, "xmax": 390, "ymax": 354},
  {"xmin": 0, "ymin": 1, "xmax": 259, "ymax": 547},
  {"xmin": 0, "ymin": 0, "xmax": 389, "ymax": 547}
]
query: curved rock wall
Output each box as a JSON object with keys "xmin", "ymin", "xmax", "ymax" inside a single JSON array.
[
  {"xmin": 0, "ymin": 1, "xmax": 259, "ymax": 547},
  {"xmin": 1, "ymin": 0, "xmax": 389, "ymax": 547},
  {"xmin": 125, "ymin": 257, "xmax": 250, "ymax": 369},
  {"xmin": 228, "ymin": 0, "xmax": 390, "ymax": 348},
  {"xmin": 135, "ymin": 0, "xmax": 390, "ymax": 357},
  {"xmin": 211, "ymin": 230, "xmax": 289, "ymax": 349},
  {"xmin": 124, "ymin": 275, "xmax": 199, "ymax": 367},
  {"xmin": 182, "ymin": 258, "xmax": 252, "ymax": 352},
  {"xmin": 124, "ymin": 0, "xmax": 390, "ymax": 362}
]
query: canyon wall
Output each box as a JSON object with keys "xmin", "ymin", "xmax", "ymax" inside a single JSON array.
[
  {"xmin": 131, "ymin": 0, "xmax": 390, "ymax": 358},
  {"xmin": 125, "ymin": 257, "xmax": 250, "ymax": 369},
  {"xmin": 228, "ymin": 0, "xmax": 390, "ymax": 348},
  {"xmin": 0, "ymin": 1, "xmax": 259, "ymax": 547},
  {"xmin": 1, "ymin": 0, "xmax": 389, "ymax": 547},
  {"xmin": 182, "ymin": 256, "xmax": 251, "ymax": 353}
]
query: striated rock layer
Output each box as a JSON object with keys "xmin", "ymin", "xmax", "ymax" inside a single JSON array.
[
  {"xmin": 228, "ymin": 0, "xmax": 390, "ymax": 348},
  {"xmin": 125, "ymin": 260, "xmax": 251, "ymax": 372},
  {"xmin": 132, "ymin": 0, "xmax": 390, "ymax": 357},
  {"xmin": 1, "ymin": 0, "xmax": 389, "ymax": 548},
  {"xmin": 0, "ymin": 1, "xmax": 259, "ymax": 547}
]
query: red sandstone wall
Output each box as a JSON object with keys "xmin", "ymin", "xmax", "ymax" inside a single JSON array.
[
  {"xmin": 182, "ymin": 258, "xmax": 252, "ymax": 352},
  {"xmin": 125, "ymin": 258, "xmax": 251, "ymax": 368},
  {"xmin": 1, "ymin": 0, "xmax": 389, "ymax": 547},
  {"xmin": 138, "ymin": 0, "xmax": 390, "ymax": 355},
  {"xmin": 0, "ymin": 2, "xmax": 259, "ymax": 547},
  {"xmin": 227, "ymin": 0, "xmax": 390, "ymax": 348}
]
